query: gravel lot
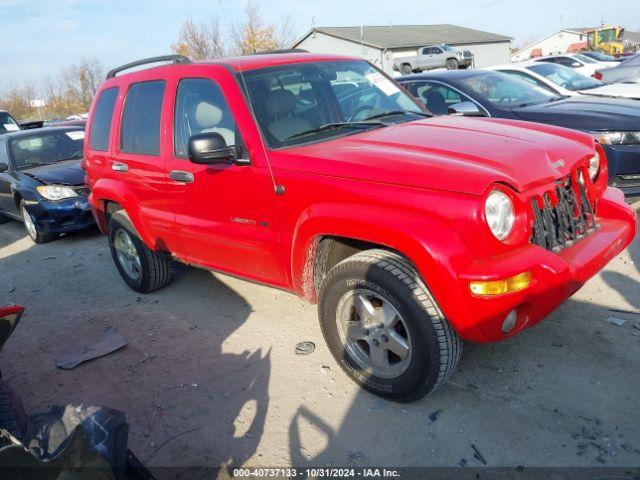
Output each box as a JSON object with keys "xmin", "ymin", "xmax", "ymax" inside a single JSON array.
[{"xmin": 0, "ymin": 203, "xmax": 639, "ymax": 478}]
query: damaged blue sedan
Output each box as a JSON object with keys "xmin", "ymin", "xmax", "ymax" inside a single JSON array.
[{"xmin": 0, "ymin": 126, "xmax": 94, "ymax": 243}]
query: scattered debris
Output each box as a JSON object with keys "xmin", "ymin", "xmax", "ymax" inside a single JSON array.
[
  {"xmin": 606, "ymin": 316, "xmax": 626, "ymax": 326},
  {"xmin": 8, "ymin": 286, "xmax": 15, "ymax": 293},
  {"xmin": 146, "ymin": 426, "xmax": 204, "ymax": 460},
  {"xmin": 471, "ymin": 443, "xmax": 487, "ymax": 465},
  {"xmin": 295, "ymin": 341, "xmax": 315, "ymax": 355},
  {"xmin": 458, "ymin": 458, "xmax": 468, "ymax": 467},
  {"xmin": 428, "ymin": 409, "xmax": 442, "ymax": 422},
  {"xmin": 43, "ymin": 256, "xmax": 56, "ymax": 261},
  {"xmin": 320, "ymin": 365, "xmax": 331, "ymax": 374},
  {"xmin": 56, "ymin": 326, "xmax": 128, "ymax": 370},
  {"xmin": 139, "ymin": 353, "xmax": 155, "ymax": 364},
  {"xmin": 349, "ymin": 451, "xmax": 365, "ymax": 461}
]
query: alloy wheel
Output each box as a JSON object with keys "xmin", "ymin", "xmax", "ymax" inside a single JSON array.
[
  {"xmin": 113, "ymin": 229, "xmax": 142, "ymax": 280},
  {"xmin": 21, "ymin": 207, "xmax": 37, "ymax": 240},
  {"xmin": 336, "ymin": 288, "xmax": 412, "ymax": 379}
]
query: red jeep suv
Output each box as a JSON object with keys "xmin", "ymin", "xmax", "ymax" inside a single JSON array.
[{"xmin": 83, "ymin": 53, "xmax": 636, "ymax": 401}]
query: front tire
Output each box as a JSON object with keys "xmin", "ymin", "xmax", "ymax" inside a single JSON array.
[
  {"xmin": 318, "ymin": 249, "xmax": 461, "ymax": 402},
  {"xmin": 446, "ymin": 58, "xmax": 459, "ymax": 70},
  {"xmin": 21, "ymin": 202, "xmax": 54, "ymax": 244},
  {"xmin": 108, "ymin": 210, "xmax": 175, "ymax": 293}
]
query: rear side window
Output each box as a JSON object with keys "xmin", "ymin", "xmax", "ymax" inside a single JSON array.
[
  {"xmin": 89, "ymin": 87, "xmax": 118, "ymax": 151},
  {"xmin": 120, "ymin": 80, "xmax": 166, "ymax": 155}
]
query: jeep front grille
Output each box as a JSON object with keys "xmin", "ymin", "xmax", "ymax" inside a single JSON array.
[{"xmin": 530, "ymin": 174, "xmax": 597, "ymax": 252}]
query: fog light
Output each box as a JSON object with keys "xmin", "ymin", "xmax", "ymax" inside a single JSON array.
[
  {"xmin": 502, "ymin": 309, "xmax": 518, "ymax": 334},
  {"xmin": 469, "ymin": 272, "xmax": 532, "ymax": 296}
]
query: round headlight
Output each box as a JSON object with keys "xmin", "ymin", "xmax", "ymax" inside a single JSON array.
[
  {"xmin": 485, "ymin": 190, "xmax": 515, "ymax": 241},
  {"xmin": 588, "ymin": 151, "xmax": 600, "ymax": 181}
]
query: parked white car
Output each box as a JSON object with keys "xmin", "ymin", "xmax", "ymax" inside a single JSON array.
[
  {"xmin": 487, "ymin": 61, "xmax": 640, "ymax": 100},
  {"xmin": 530, "ymin": 53, "xmax": 618, "ymax": 78},
  {"xmin": 594, "ymin": 54, "xmax": 640, "ymax": 84}
]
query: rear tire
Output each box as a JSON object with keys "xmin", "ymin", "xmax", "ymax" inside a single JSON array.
[
  {"xmin": 318, "ymin": 249, "xmax": 462, "ymax": 402},
  {"xmin": 400, "ymin": 64, "xmax": 413, "ymax": 75},
  {"xmin": 21, "ymin": 202, "xmax": 54, "ymax": 244},
  {"xmin": 108, "ymin": 210, "xmax": 175, "ymax": 293},
  {"xmin": 446, "ymin": 58, "xmax": 459, "ymax": 70}
]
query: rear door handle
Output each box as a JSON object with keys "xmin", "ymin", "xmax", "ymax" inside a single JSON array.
[
  {"xmin": 169, "ymin": 170, "xmax": 194, "ymax": 183},
  {"xmin": 112, "ymin": 162, "xmax": 128, "ymax": 172}
]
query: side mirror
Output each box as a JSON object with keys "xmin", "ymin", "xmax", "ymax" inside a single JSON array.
[
  {"xmin": 188, "ymin": 132, "xmax": 241, "ymax": 165},
  {"xmin": 0, "ymin": 163, "xmax": 8, "ymax": 173},
  {"xmin": 448, "ymin": 101, "xmax": 485, "ymax": 117}
]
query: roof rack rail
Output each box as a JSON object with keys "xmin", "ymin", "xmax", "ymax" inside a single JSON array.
[
  {"xmin": 252, "ymin": 48, "xmax": 308, "ymax": 55},
  {"xmin": 106, "ymin": 55, "xmax": 191, "ymax": 79}
]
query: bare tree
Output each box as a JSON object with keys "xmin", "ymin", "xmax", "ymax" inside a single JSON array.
[
  {"xmin": 64, "ymin": 58, "xmax": 103, "ymax": 111},
  {"xmin": 230, "ymin": 0, "xmax": 278, "ymax": 55},
  {"xmin": 274, "ymin": 15, "xmax": 298, "ymax": 50},
  {"xmin": 0, "ymin": 83, "xmax": 39, "ymax": 121},
  {"xmin": 171, "ymin": 17, "xmax": 226, "ymax": 60}
]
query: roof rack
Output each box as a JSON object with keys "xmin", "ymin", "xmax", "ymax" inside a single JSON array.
[
  {"xmin": 106, "ymin": 55, "xmax": 191, "ymax": 79},
  {"xmin": 251, "ymin": 48, "xmax": 308, "ymax": 55}
]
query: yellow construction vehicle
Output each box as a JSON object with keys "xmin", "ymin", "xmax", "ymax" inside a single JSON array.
[{"xmin": 586, "ymin": 26, "xmax": 625, "ymax": 55}]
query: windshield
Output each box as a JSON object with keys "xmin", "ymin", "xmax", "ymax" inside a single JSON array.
[
  {"xmin": 239, "ymin": 60, "xmax": 426, "ymax": 148},
  {"xmin": 573, "ymin": 53, "xmax": 596, "ymax": 64},
  {"xmin": 459, "ymin": 72, "xmax": 560, "ymax": 108},
  {"xmin": 585, "ymin": 52, "xmax": 617, "ymax": 62},
  {"xmin": 10, "ymin": 129, "xmax": 85, "ymax": 170},
  {"xmin": 620, "ymin": 54, "xmax": 640, "ymax": 67},
  {"xmin": 0, "ymin": 112, "xmax": 20, "ymax": 134},
  {"xmin": 528, "ymin": 63, "xmax": 602, "ymax": 91},
  {"xmin": 441, "ymin": 45, "xmax": 455, "ymax": 52}
]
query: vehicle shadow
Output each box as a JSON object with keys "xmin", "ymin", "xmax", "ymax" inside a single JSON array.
[{"xmin": 0, "ymin": 221, "xmax": 271, "ymax": 477}]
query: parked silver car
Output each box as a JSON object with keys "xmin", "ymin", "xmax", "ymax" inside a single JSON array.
[
  {"xmin": 594, "ymin": 54, "xmax": 640, "ymax": 84},
  {"xmin": 393, "ymin": 44, "xmax": 472, "ymax": 74}
]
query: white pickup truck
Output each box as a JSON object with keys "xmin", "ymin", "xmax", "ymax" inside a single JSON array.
[{"xmin": 393, "ymin": 44, "xmax": 473, "ymax": 74}]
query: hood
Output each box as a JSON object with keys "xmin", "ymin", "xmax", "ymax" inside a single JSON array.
[
  {"xmin": 272, "ymin": 116, "xmax": 596, "ymax": 196},
  {"xmin": 512, "ymin": 96, "xmax": 640, "ymax": 131},
  {"xmin": 22, "ymin": 159, "xmax": 84, "ymax": 185},
  {"xmin": 578, "ymin": 82, "xmax": 640, "ymax": 100}
]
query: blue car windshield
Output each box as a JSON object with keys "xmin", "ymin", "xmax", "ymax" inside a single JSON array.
[
  {"xmin": 459, "ymin": 72, "xmax": 560, "ymax": 108},
  {"xmin": 0, "ymin": 112, "xmax": 20, "ymax": 134},
  {"xmin": 10, "ymin": 129, "xmax": 85, "ymax": 170}
]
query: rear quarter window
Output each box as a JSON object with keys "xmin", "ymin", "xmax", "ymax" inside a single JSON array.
[
  {"xmin": 120, "ymin": 80, "xmax": 166, "ymax": 155},
  {"xmin": 89, "ymin": 87, "xmax": 118, "ymax": 151}
]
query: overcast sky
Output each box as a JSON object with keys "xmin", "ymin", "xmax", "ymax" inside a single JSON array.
[{"xmin": 1, "ymin": 0, "xmax": 639, "ymax": 88}]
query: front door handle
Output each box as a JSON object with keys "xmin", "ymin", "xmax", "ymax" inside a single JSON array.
[
  {"xmin": 112, "ymin": 162, "xmax": 128, "ymax": 172},
  {"xmin": 169, "ymin": 170, "xmax": 194, "ymax": 183}
]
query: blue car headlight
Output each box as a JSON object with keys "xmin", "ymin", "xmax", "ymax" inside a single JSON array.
[
  {"xmin": 36, "ymin": 185, "xmax": 78, "ymax": 201},
  {"xmin": 590, "ymin": 131, "xmax": 640, "ymax": 145}
]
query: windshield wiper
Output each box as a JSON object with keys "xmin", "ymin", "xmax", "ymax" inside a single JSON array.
[
  {"xmin": 361, "ymin": 110, "xmax": 431, "ymax": 121},
  {"xmin": 285, "ymin": 121, "xmax": 386, "ymax": 141}
]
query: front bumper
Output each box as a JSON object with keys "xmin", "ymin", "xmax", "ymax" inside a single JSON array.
[
  {"xmin": 604, "ymin": 144, "xmax": 640, "ymax": 198},
  {"xmin": 448, "ymin": 187, "xmax": 636, "ymax": 343},
  {"xmin": 24, "ymin": 196, "xmax": 95, "ymax": 234}
]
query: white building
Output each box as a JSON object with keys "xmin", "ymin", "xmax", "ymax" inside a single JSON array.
[
  {"xmin": 293, "ymin": 25, "xmax": 513, "ymax": 74},
  {"xmin": 511, "ymin": 28, "xmax": 593, "ymax": 62}
]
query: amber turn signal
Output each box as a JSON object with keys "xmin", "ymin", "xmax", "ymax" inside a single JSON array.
[{"xmin": 469, "ymin": 272, "xmax": 532, "ymax": 296}]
